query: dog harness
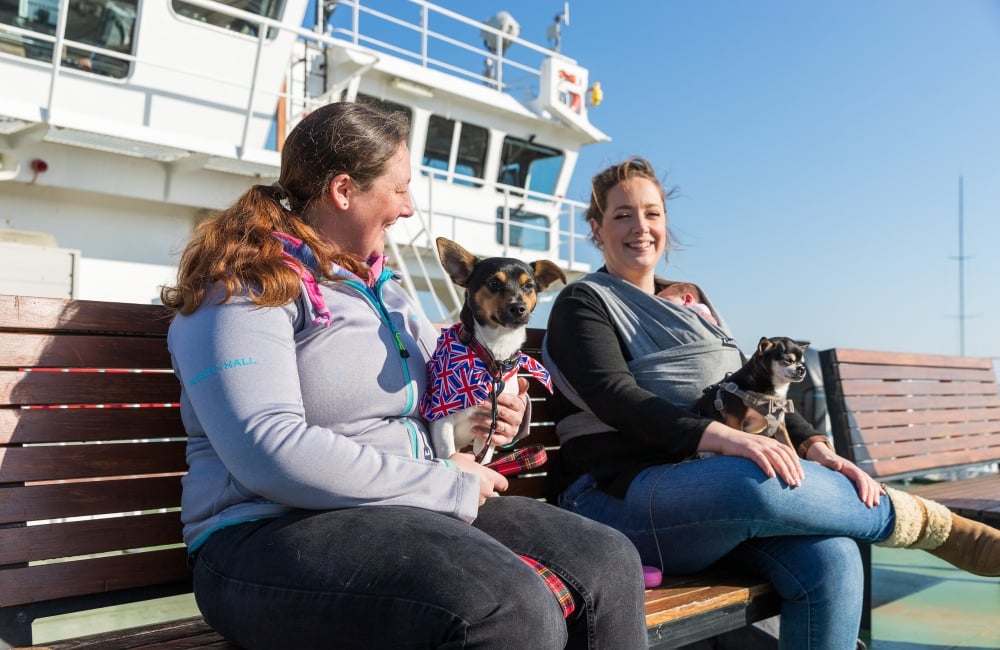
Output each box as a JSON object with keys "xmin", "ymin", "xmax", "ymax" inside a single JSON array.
[{"xmin": 712, "ymin": 381, "xmax": 795, "ymax": 437}]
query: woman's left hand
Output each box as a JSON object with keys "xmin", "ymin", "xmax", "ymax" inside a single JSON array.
[
  {"xmin": 807, "ymin": 444, "xmax": 885, "ymax": 508},
  {"xmin": 470, "ymin": 377, "xmax": 530, "ymax": 447}
]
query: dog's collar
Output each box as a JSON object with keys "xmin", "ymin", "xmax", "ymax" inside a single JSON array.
[{"xmin": 457, "ymin": 324, "xmax": 520, "ymax": 381}]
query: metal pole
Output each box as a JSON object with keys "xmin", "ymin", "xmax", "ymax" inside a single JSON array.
[{"xmin": 958, "ymin": 175, "xmax": 965, "ymax": 355}]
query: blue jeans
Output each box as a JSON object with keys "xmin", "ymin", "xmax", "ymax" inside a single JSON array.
[
  {"xmin": 559, "ymin": 457, "xmax": 894, "ymax": 650},
  {"xmin": 191, "ymin": 496, "xmax": 648, "ymax": 649}
]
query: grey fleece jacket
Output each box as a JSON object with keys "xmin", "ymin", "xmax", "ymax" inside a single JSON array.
[{"xmin": 168, "ymin": 267, "xmax": 480, "ymax": 550}]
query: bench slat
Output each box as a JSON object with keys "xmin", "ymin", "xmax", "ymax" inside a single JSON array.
[
  {"xmin": 0, "ymin": 441, "xmax": 188, "ymax": 483},
  {"xmin": 834, "ymin": 364, "xmax": 997, "ymax": 383},
  {"xmin": 841, "ymin": 392, "xmax": 1000, "ymax": 411},
  {"xmin": 0, "ymin": 511, "xmax": 182, "ymax": 565},
  {"xmin": 827, "ymin": 348, "xmax": 995, "ymax": 370},
  {"xmin": 0, "ymin": 295, "xmax": 171, "ymax": 335},
  {"xmin": 20, "ymin": 616, "xmax": 235, "ymax": 650},
  {"xmin": 0, "ymin": 332, "xmax": 172, "ymax": 369},
  {"xmin": 833, "ymin": 379, "xmax": 997, "ymax": 398},
  {"xmin": 842, "ymin": 420, "xmax": 1000, "ymax": 447},
  {"xmin": 0, "ymin": 477, "xmax": 182, "ymax": 525},
  {"xmin": 0, "ymin": 547, "xmax": 190, "ymax": 608},
  {"xmin": 0, "ymin": 408, "xmax": 184, "ymax": 445},
  {"xmin": 0, "ymin": 371, "xmax": 180, "ymax": 407}
]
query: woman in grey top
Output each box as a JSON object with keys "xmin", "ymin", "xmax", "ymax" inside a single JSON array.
[{"xmin": 161, "ymin": 102, "xmax": 647, "ymax": 649}]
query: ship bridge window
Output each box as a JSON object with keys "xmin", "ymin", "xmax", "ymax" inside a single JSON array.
[
  {"xmin": 421, "ymin": 115, "xmax": 487, "ymax": 188},
  {"xmin": 495, "ymin": 207, "xmax": 549, "ymax": 251},
  {"xmin": 0, "ymin": 0, "xmax": 137, "ymax": 78},
  {"xmin": 172, "ymin": 0, "xmax": 284, "ymax": 38},
  {"xmin": 497, "ymin": 137, "xmax": 563, "ymax": 197}
]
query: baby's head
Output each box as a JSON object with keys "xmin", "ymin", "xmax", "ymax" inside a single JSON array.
[
  {"xmin": 657, "ymin": 282, "xmax": 702, "ymax": 307},
  {"xmin": 657, "ymin": 282, "xmax": 717, "ymax": 325}
]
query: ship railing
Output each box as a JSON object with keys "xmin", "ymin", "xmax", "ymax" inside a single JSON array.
[
  {"xmin": 328, "ymin": 0, "xmax": 578, "ymax": 100},
  {"xmin": 0, "ymin": 0, "xmax": 585, "ymax": 165},
  {"xmin": 389, "ymin": 165, "xmax": 591, "ymax": 321}
]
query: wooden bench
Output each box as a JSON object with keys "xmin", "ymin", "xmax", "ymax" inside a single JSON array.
[
  {"xmin": 0, "ymin": 294, "xmax": 778, "ymax": 650},
  {"xmin": 820, "ymin": 347, "xmax": 1000, "ymax": 633}
]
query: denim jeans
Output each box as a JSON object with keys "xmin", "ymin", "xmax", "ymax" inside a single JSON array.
[
  {"xmin": 191, "ymin": 496, "xmax": 648, "ymax": 649},
  {"xmin": 558, "ymin": 457, "xmax": 894, "ymax": 650}
]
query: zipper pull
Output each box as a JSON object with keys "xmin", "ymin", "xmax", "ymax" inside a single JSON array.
[{"xmin": 394, "ymin": 331, "xmax": 410, "ymax": 358}]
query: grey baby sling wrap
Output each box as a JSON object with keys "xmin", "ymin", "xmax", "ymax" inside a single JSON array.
[{"xmin": 541, "ymin": 272, "xmax": 744, "ymax": 444}]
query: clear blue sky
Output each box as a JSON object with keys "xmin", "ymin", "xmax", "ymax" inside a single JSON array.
[{"xmin": 427, "ymin": 0, "xmax": 1000, "ymax": 358}]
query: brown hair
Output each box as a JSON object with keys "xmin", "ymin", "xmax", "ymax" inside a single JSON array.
[
  {"xmin": 161, "ymin": 102, "xmax": 410, "ymax": 315},
  {"xmin": 586, "ymin": 157, "xmax": 677, "ymax": 258}
]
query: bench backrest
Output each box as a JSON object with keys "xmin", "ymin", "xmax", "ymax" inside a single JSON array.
[
  {"xmin": 820, "ymin": 347, "xmax": 1000, "ymax": 482},
  {"xmin": 0, "ymin": 295, "xmax": 551, "ymax": 637}
]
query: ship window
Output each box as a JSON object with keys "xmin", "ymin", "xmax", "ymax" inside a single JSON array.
[
  {"xmin": 0, "ymin": 0, "xmax": 137, "ymax": 78},
  {"xmin": 421, "ymin": 114, "xmax": 487, "ymax": 188},
  {"xmin": 172, "ymin": 0, "xmax": 284, "ymax": 38},
  {"xmin": 497, "ymin": 137, "xmax": 563, "ymax": 197},
  {"xmin": 495, "ymin": 207, "xmax": 549, "ymax": 251}
]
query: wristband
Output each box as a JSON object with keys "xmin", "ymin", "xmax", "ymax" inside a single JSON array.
[{"xmin": 797, "ymin": 434, "xmax": 833, "ymax": 458}]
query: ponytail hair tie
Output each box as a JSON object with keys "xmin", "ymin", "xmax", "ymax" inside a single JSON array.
[{"xmin": 266, "ymin": 182, "xmax": 291, "ymax": 210}]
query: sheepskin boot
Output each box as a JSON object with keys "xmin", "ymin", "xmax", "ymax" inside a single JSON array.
[{"xmin": 878, "ymin": 486, "xmax": 1000, "ymax": 577}]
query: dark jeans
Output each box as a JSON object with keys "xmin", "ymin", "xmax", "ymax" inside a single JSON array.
[{"xmin": 191, "ymin": 496, "xmax": 647, "ymax": 649}]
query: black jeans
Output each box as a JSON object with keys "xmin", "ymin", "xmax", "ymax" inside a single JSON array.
[{"xmin": 191, "ymin": 496, "xmax": 648, "ymax": 649}]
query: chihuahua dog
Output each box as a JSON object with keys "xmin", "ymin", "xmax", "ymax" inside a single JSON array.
[
  {"xmin": 419, "ymin": 237, "xmax": 566, "ymax": 464},
  {"xmin": 693, "ymin": 336, "xmax": 809, "ymax": 450}
]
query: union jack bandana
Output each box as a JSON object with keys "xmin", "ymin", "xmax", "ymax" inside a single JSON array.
[{"xmin": 419, "ymin": 323, "xmax": 552, "ymax": 421}]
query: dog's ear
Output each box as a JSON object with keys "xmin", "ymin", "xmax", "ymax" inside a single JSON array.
[
  {"xmin": 757, "ymin": 337, "xmax": 775, "ymax": 355},
  {"xmin": 530, "ymin": 260, "xmax": 567, "ymax": 293},
  {"xmin": 436, "ymin": 237, "xmax": 478, "ymax": 288},
  {"xmin": 796, "ymin": 340, "xmax": 810, "ymax": 351}
]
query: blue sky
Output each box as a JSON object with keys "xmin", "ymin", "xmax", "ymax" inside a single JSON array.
[{"xmin": 423, "ymin": 0, "xmax": 1000, "ymax": 358}]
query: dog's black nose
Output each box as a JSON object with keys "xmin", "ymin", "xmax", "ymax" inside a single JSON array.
[{"xmin": 508, "ymin": 303, "xmax": 527, "ymax": 318}]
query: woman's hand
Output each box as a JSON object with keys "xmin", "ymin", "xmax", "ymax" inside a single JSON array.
[
  {"xmin": 699, "ymin": 421, "xmax": 805, "ymax": 487},
  {"xmin": 450, "ymin": 452, "xmax": 509, "ymax": 505},
  {"xmin": 806, "ymin": 443, "xmax": 885, "ymax": 507},
  {"xmin": 469, "ymin": 377, "xmax": 530, "ymax": 448}
]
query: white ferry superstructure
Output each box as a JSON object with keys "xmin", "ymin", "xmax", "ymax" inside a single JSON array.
[{"xmin": 0, "ymin": 0, "xmax": 608, "ymax": 321}]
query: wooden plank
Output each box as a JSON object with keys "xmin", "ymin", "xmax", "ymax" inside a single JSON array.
[
  {"xmin": 0, "ymin": 511, "xmax": 183, "ymax": 565},
  {"xmin": 843, "ymin": 420, "xmax": 1000, "ymax": 447},
  {"xmin": 851, "ymin": 435, "xmax": 1000, "ymax": 464},
  {"xmin": 0, "ymin": 441, "xmax": 187, "ymax": 483},
  {"xmin": 0, "ymin": 407, "xmax": 184, "ymax": 445},
  {"xmin": 0, "ymin": 371, "xmax": 181, "ymax": 406},
  {"xmin": 848, "ymin": 407, "xmax": 1000, "ymax": 430},
  {"xmin": 0, "ymin": 332, "xmax": 172, "ymax": 369},
  {"xmin": 835, "ymin": 364, "xmax": 996, "ymax": 383},
  {"xmin": 828, "ymin": 348, "xmax": 994, "ymax": 370},
  {"xmin": 868, "ymin": 449, "xmax": 1000, "ymax": 480},
  {"xmin": 835, "ymin": 379, "xmax": 997, "ymax": 398},
  {"xmin": 21, "ymin": 616, "xmax": 236, "ymax": 650},
  {"xmin": 841, "ymin": 392, "xmax": 1000, "ymax": 411},
  {"xmin": 0, "ymin": 476, "xmax": 182, "ymax": 524},
  {"xmin": 0, "ymin": 295, "xmax": 172, "ymax": 335},
  {"xmin": 0, "ymin": 547, "xmax": 190, "ymax": 608},
  {"xmin": 643, "ymin": 575, "xmax": 774, "ymax": 627}
]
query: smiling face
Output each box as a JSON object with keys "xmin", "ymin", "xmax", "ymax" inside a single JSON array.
[
  {"xmin": 315, "ymin": 143, "xmax": 414, "ymax": 260},
  {"xmin": 590, "ymin": 177, "xmax": 667, "ymax": 292}
]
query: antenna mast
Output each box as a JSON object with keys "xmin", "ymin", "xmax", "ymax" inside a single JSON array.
[{"xmin": 958, "ymin": 175, "xmax": 966, "ymax": 355}]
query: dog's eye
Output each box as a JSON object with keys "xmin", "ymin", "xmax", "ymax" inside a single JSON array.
[
  {"xmin": 523, "ymin": 281, "xmax": 535, "ymax": 292},
  {"xmin": 488, "ymin": 278, "xmax": 504, "ymax": 292}
]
